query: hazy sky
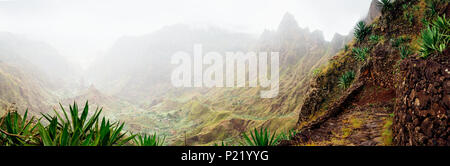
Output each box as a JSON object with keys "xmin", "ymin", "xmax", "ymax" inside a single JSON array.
[{"xmin": 0, "ymin": 0, "xmax": 372, "ymax": 69}]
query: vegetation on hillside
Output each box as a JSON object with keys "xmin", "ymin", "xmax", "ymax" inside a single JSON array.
[{"xmin": 0, "ymin": 101, "xmax": 165, "ymax": 146}]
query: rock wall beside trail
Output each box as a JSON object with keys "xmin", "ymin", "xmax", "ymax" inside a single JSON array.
[{"xmin": 393, "ymin": 51, "xmax": 450, "ymax": 146}]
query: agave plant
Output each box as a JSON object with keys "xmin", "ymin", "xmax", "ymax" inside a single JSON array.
[
  {"xmin": 419, "ymin": 16, "xmax": 449, "ymax": 59},
  {"xmin": 399, "ymin": 46, "xmax": 412, "ymax": 59},
  {"xmin": 338, "ymin": 71, "xmax": 356, "ymax": 90},
  {"xmin": 377, "ymin": 0, "xmax": 393, "ymax": 12},
  {"xmin": 425, "ymin": 0, "xmax": 441, "ymax": 18},
  {"xmin": 352, "ymin": 47, "xmax": 369, "ymax": 61},
  {"xmin": 38, "ymin": 101, "xmax": 136, "ymax": 146},
  {"xmin": 0, "ymin": 110, "xmax": 39, "ymax": 146},
  {"xmin": 242, "ymin": 128, "xmax": 279, "ymax": 146},
  {"xmin": 432, "ymin": 15, "xmax": 450, "ymax": 35},
  {"xmin": 369, "ymin": 35, "xmax": 381, "ymax": 43},
  {"xmin": 133, "ymin": 133, "xmax": 165, "ymax": 146},
  {"xmin": 354, "ymin": 21, "xmax": 372, "ymax": 42},
  {"xmin": 214, "ymin": 141, "xmax": 231, "ymax": 146}
]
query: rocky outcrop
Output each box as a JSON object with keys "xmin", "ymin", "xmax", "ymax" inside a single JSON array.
[
  {"xmin": 365, "ymin": 0, "xmax": 382, "ymax": 24},
  {"xmin": 393, "ymin": 50, "xmax": 450, "ymax": 146}
]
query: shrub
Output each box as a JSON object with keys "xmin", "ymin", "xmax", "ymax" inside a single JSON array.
[
  {"xmin": 377, "ymin": 0, "xmax": 393, "ymax": 12},
  {"xmin": 425, "ymin": 0, "xmax": 443, "ymax": 18},
  {"xmin": 241, "ymin": 128, "xmax": 279, "ymax": 146},
  {"xmin": 399, "ymin": 46, "xmax": 412, "ymax": 59},
  {"xmin": 338, "ymin": 71, "xmax": 356, "ymax": 90},
  {"xmin": 391, "ymin": 36, "xmax": 411, "ymax": 48},
  {"xmin": 419, "ymin": 15, "xmax": 449, "ymax": 58},
  {"xmin": 369, "ymin": 35, "xmax": 380, "ymax": 43},
  {"xmin": 214, "ymin": 141, "xmax": 232, "ymax": 146},
  {"xmin": 0, "ymin": 110, "xmax": 39, "ymax": 146},
  {"xmin": 352, "ymin": 47, "xmax": 369, "ymax": 61},
  {"xmin": 278, "ymin": 129, "xmax": 298, "ymax": 140},
  {"xmin": 133, "ymin": 133, "xmax": 165, "ymax": 146},
  {"xmin": 354, "ymin": 21, "xmax": 372, "ymax": 42},
  {"xmin": 38, "ymin": 101, "xmax": 136, "ymax": 146}
]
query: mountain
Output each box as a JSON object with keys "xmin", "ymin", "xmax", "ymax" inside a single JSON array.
[
  {"xmin": 0, "ymin": 32, "xmax": 82, "ymax": 97},
  {"xmin": 152, "ymin": 13, "xmax": 350, "ymax": 145},
  {"xmin": 87, "ymin": 25, "xmax": 257, "ymax": 102},
  {"xmin": 281, "ymin": 0, "xmax": 449, "ymax": 146}
]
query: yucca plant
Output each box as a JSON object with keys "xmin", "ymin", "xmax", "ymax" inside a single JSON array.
[
  {"xmin": 338, "ymin": 71, "xmax": 356, "ymax": 90},
  {"xmin": 399, "ymin": 46, "xmax": 412, "ymax": 59},
  {"xmin": 241, "ymin": 128, "xmax": 279, "ymax": 146},
  {"xmin": 377, "ymin": 0, "xmax": 393, "ymax": 12},
  {"xmin": 0, "ymin": 110, "xmax": 39, "ymax": 146},
  {"xmin": 352, "ymin": 47, "xmax": 369, "ymax": 61},
  {"xmin": 38, "ymin": 101, "xmax": 136, "ymax": 146},
  {"xmin": 354, "ymin": 21, "xmax": 372, "ymax": 42},
  {"xmin": 133, "ymin": 133, "xmax": 165, "ymax": 146}
]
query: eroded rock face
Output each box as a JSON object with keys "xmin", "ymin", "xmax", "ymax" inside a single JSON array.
[
  {"xmin": 365, "ymin": 0, "xmax": 382, "ymax": 24},
  {"xmin": 393, "ymin": 51, "xmax": 450, "ymax": 146}
]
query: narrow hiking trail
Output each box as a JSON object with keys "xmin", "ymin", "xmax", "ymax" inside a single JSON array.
[{"xmin": 287, "ymin": 85, "xmax": 396, "ymax": 146}]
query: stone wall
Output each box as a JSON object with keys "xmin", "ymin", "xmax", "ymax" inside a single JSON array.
[{"xmin": 393, "ymin": 51, "xmax": 449, "ymax": 146}]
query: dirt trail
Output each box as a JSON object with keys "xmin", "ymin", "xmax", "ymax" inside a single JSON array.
[
  {"xmin": 303, "ymin": 102, "xmax": 393, "ymax": 146},
  {"xmin": 285, "ymin": 86, "xmax": 396, "ymax": 146}
]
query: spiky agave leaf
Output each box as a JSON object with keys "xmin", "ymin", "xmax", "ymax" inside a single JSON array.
[
  {"xmin": 338, "ymin": 71, "xmax": 356, "ymax": 90},
  {"xmin": 134, "ymin": 133, "xmax": 166, "ymax": 146},
  {"xmin": 1, "ymin": 110, "xmax": 39, "ymax": 146},
  {"xmin": 399, "ymin": 46, "xmax": 412, "ymax": 59},
  {"xmin": 377, "ymin": 0, "xmax": 393, "ymax": 11},
  {"xmin": 242, "ymin": 128, "xmax": 279, "ymax": 146},
  {"xmin": 37, "ymin": 101, "xmax": 136, "ymax": 146},
  {"xmin": 352, "ymin": 47, "xmax": 369, "ymax": 61},
  {"xmin": 354, "ymin": 21, "xmax": 372, "ymax": 42}
]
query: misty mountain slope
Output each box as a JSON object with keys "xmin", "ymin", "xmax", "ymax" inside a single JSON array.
[
  {"xmin": 0, "ymin": 62, "xmax": 55, "ymax": 116},
  {"xmin": 87, "ymin": 25, "xmax": 257, "ymax": 102},
  {"xmin": 0, "ymin": 33, "xmax": 85, "ymax": 115},
  {"xmin": 154, "ymin": 13, "xmax": 352, "ymax": 145},
  {"xmin": 0, "ymin": 32, "xmax": 82, "ymax": 96},
  {"xmin": 282, "ymin": 0, "xmax": 449, "ymax": 146}
]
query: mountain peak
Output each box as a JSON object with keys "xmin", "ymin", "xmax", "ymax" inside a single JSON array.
[{"xmin": 277, "ymin": 12, "xmax": 300, "ymax": 33}]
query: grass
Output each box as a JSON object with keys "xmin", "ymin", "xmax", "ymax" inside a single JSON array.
[
  {"xmin": 377, "ymin": 0, "xmax": 393, "ymax": 12},
  {"xmin": 381, "ymin": 117, "xmax": 393, "ymax": 146},
  {"xmin": 369, "ymin": 35, "xmax": 381, "ymax": 44},
  {"xmin": 352, "ymin": 47, "xmax": 369, "ymax": 61},
  {"xmin": 1, "ymin": 101, "xmax": 172, "ymax": 146},
  {"xmin": 399, "ymin": 46, "xmax": 413, "ymax": 59},
  {"xmin": 133, "ymin": 133, "xmax": 165, "ymax": 146},
  {"xmin": 0, "ymin": 110, "xmax": 38, "ymax": 146},
  {"xmin": 338, "ymin": 71, "xmax": 356, "ymax": 90}
]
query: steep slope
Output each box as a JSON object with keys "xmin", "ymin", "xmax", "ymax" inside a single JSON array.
[
  {"xmin": 283, "ymin": 0, "xmax": 449, "ymax": 146},
  {"xmin": 87, "ymin": 25, "xmax": 257, "ymax": 102},
  {"xmin": 0, "ymin": 62, "xmax": 55, "ymax": 116},
  {"xmin": 163, "ymin": 13, "xmax": 350, "ymax": 145},
  {"xmin": 0, "ymin": 33, "xmax": 80, "ymax": 94}
]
